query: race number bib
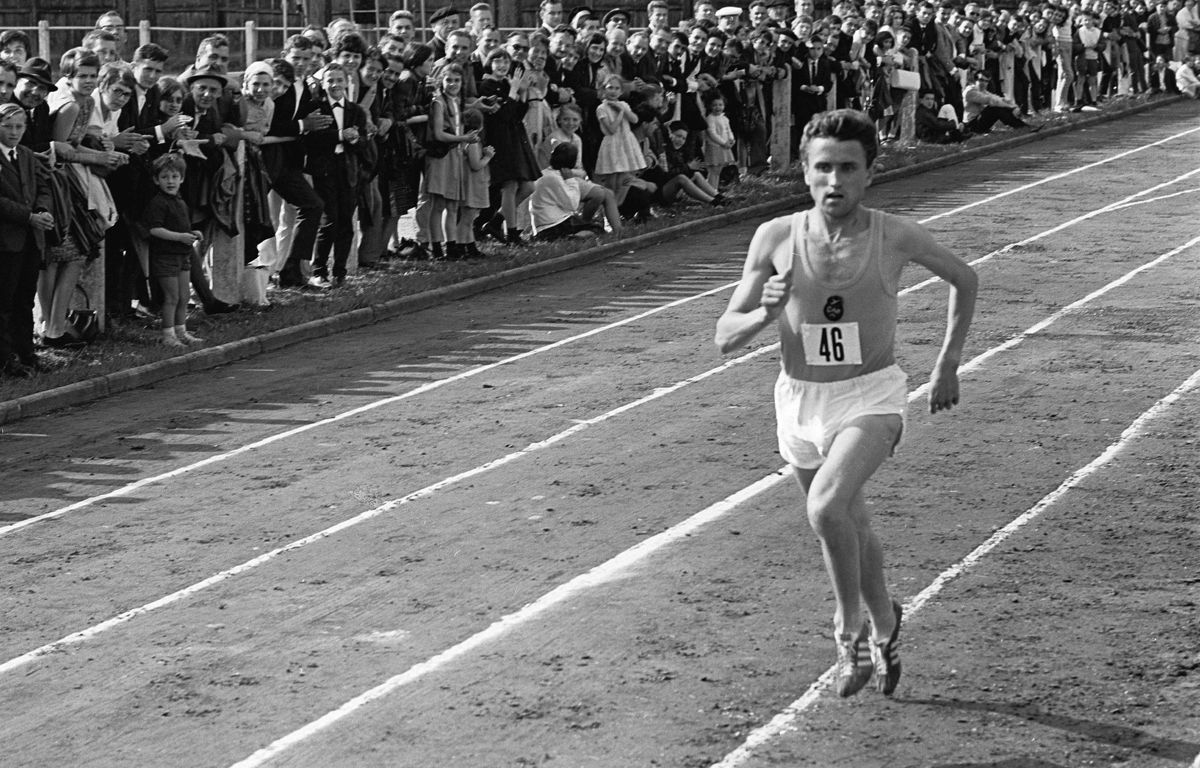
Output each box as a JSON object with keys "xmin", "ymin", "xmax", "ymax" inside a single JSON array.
[{"xmin": 800, "ymin": 322, "xmax": 863, "ymax": 366}]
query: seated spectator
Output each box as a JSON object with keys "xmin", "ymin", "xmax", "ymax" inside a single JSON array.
[
  {"xmin": 530, "ymin": 142, "xmax": 621, "ymax": 239},
  {"xmin": 1176, "ymin": 56, "xmax": 1200, "ymax": 98},
  {"xmin": 915, "ymin": 89, "xmax": 966, "ymax": 143},
  {"xmin": 661, "ymin": 120, "xmax": 725, "ymax": 204},
  {"xmin": 545, "ymin": 103, "xmax": 584, "ymax": 169},
  {"xmin": 962, "ymin": 70, "xmax": 1036, "ymax": 134}
]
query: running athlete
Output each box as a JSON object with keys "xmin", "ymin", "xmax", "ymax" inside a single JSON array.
[{"xmin": 714, "ymin": 109, "xmax": 978, "ymax": 697}]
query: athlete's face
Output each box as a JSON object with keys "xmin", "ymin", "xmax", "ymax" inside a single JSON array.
[{"xmin": 803, "ymin": 137, "xmax": 872, "ymax": 220}]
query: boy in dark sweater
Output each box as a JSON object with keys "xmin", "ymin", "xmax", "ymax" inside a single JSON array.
[{"xmin": 142, "ymin": 153, "xmax": 204, "ymax": 347}]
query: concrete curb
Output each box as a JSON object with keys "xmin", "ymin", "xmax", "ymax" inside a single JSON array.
[{"xmin": 0, "ymin": 96, "xmax": 1182, "ymax": 426}]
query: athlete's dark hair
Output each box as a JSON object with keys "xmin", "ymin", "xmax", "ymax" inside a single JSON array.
[{"xmin": 799, "ymin": 108, "xmax": 879, "ymax": 167}]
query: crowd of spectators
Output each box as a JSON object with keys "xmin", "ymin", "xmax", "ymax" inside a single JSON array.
[{"xmin": 1, "ymin": 1, "xmax": 1198, "ymax": 376}]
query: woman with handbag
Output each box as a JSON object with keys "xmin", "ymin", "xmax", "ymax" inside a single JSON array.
[{"xmin": 40, "ymin": 48, "xmax": 126, "ymax": 348}]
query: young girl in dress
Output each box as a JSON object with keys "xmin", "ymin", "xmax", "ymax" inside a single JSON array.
[
  {"xmin": 703, "ymin": 92, "xmax": 735, "ymax": 189},
  {"xmin": 546, "ymin": 104, "xmax": 585, "ymax": 171},
  {"xmin": 424, "ymin": 64, "xmax": 479, "ymax": 260},
  {"xmin": 479, "ymin": 48, "xmax": 540, "ymax": 244},
  {"xmin": 522, "ymin": 44, "xmax": 554, "ymax": 167},
  {"xmin": 593, "ymin": 74, "xmax": 644, "ymax": 207},
  {"xmin": 457, "ymin": 108, "xmax": 495, "ymax": 259}
]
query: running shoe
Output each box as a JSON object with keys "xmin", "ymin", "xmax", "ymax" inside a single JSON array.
[
  {"xmin": 871, "ymin": 599, "xmax": 903, "ymax": 696},
  {"xmin": 834, "ymin": 621, "xmax": 873, "ymax": 697}
]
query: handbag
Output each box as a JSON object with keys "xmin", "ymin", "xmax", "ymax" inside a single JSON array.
[
  {"xmin": 65, "ymin": 285, "xmax": 100, "ymax": 344},
  {"xmin": 889, "ymin": 69, "xmax": 921, "ymax": 90}
]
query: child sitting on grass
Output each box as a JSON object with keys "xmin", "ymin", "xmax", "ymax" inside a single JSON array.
[{"xmin": 142, "ymin": 153, "xmax": 203, "ymax": 348}]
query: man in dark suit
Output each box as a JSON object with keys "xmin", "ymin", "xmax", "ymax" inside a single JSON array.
[
  {"xmin": 268, "ymin": 37, "xmax": 331, "ymax": 288},
  {"xmin": 0, "ymin": 103, "xmax": 54, "ymax": 377},
  {"xmin": 791, "ymin": 36, "xmax": 833, "ymax": 158},
  {"xmin": 304, "ymin": 62, "xmax": 369, "ymax": 288}
]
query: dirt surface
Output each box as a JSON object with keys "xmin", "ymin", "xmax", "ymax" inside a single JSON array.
[{"xmin": 1, "ymin": 102, "xmax": 1198, "ymax": 768}]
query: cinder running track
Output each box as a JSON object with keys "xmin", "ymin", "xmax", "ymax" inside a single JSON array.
[{"xmin": 2, "ymin": 102, "xmax": 1199, "ymax": 768}]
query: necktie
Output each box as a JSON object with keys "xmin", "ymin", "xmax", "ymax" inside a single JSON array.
[
  {"xmin": 7, "ymin": 149, "xmax": 15, "ymax": 164},
  {"xmin": 332, "ymin": 102, "xmax": 345, "ymax": 153}
]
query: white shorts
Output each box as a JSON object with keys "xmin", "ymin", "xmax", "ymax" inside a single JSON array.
[{"xmin": 774, "ymin": 365, "xmax": 908, "ymax": 469}]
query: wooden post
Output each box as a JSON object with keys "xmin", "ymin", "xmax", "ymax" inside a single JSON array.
[
  {"xmin": 281, "ymin": 0, "xmax": 289, "ymax": 39},
  {"xmin": 139, "ymin": 19, "xmax": 152, "ymax": 47},
  {"xmin": 79, "ymin": 246, "xmax": 107, "ymax": 335},
  {"xmin": 770, "ymin": 68, "xmax": 792, "ymax": 172},
  {"xmin": 37, "ymin": 20, "xmax": 51, "ymax": 61},
  {"xmin": 244, "ymin": 20, "xmax": 257, "ymax": 65},
  {"xmin": 898, "ymin": 88, "xmax": 916, "ymax": 143}
]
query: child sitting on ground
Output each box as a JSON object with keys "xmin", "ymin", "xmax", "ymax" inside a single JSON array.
[
  {"xmin": 545, "ymin": 103, "xmax": 584, "ymax": 171},
  {"xmin": 529, "ymin": 143, "xmax": 622, "ymax": 240},
  {"xmin": 142, "ymin": 153, "xmax": 203, "ymax": 348}
]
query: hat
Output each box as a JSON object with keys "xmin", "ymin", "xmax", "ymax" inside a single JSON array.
[
  {"xmin": 16, "ymin": 57, "xmax": 57, "ymax": 91},
  {"xmin": 777, "ymin": 28, "xmax": 798, "ymax": 40},
  {"xmin": 768, "ymin": 0, "xmax": 790, "ymax": 7},
  {"xmin": 603, "ymin": 8, "xmax": 630, "ymax": 24},
  {"xmin": 186, "ymin": 65, "xmax": 228, "ymax": 88},
  {"xmin": 570, "ymin": 6, "xmax": 595, "ymax": 22},
  {"xmin": 716, "ymin": 6, "xmax": 743, "ymax": 17},
  {"xmin": 429, "ymin": 5, "xmax": 460, "ymax": 24}
]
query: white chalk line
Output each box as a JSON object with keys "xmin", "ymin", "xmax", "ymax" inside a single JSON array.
[
  {"xmin": 3, "ymin": 151, "xmax": 1195, "ymax": 681},
  {"xmin": 5, "ymin": 128, "xmax": 1191, "ymax": 538},
  {"xmin": 221, "ymin": 236, "xmax": 1200, "ymax": 768},
  {"xmin": 916, "ymin": 125, "xmax": 1200, "ymax": 224},
  {"xmin": 7, "ymin": 182, "xmax": 1191, "ymax": 682},
  {"xmin": 0, "ymin": 343, "xmax": 780, "ymax": 678},
  {"xmin": 905, "ymin": 166, "xmax": 1200, "ymax": 295},
  {"xmin": 712, "ymin": 363, "xmax": 1200, "ymax": 768}
]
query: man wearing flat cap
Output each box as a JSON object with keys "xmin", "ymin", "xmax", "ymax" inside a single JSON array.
[
  {"xmin": 716, "ymin": 6, "xmax": 743, "ymax": 34},
  {"xmin": 428, "ymin": 6, "xmax": 461, "ymax": 60},
  {"xmin": 603, "ymin": 8, "xmax": 631, "ymax": 33},
  {"xmin": 11, "ymin": 58, "xmax": 56, "ymax": 153}
]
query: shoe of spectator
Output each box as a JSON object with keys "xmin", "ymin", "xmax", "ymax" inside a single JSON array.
[
  {"xmin": 430, "ymin": 242, "xmax": 445, "ymax": 260},
  {"xmin": 871, "ymin": 600, "xmax": 903, "ymax": 696},
  {"xmin": 481, "ymin": 217, "xmax": 507, "ymax": 242},
  {"xmin": 710, "ymin": 194, "xmax": 729, "ymax": 207},
  {"xmin": 834, "ymin": 622, "xmax": 873, "ymax": 697},
  {"xmin": 307, "ymin": 276, "xmax": 332, "ymax": 290},
  {"xmin": 161, "ymin": 335, "xmax": 187, "ymax": 349},
  {"xmin": 177, "ymin": 330, "xmax": 204, "ymax": 344},
  {"xmin": 2, "ymin": 356, "xmax": 37, "ymax": 378},
  {"xmin": 506, "ymin": 229, "xmax": 527, "ymax": 246},
  {"xmin": 42, "ymin": 334, "xmax": 87, "ymax": 350},
  {"xmin": 204, "ymin": 299, "xmax": 239, "ymax": 314},
  {"xmin": 333, "ymin": 276, "xmax": 346, "ymax": 287},
  {"xmin": 405, "ymin": 242, "xmax": 434, "ymax": 261},
  {"xmin": 445, "ymin": 242, "xmax": 464, "ymax": 260},
  {"xmin": 463, "ymin": 242, "xmax": 484, "ymax": 259}
]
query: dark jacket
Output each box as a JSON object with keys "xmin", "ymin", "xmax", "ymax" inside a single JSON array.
[{"xmin": 0, "ymin": 144, "xmax": 53, "ymax": 253}]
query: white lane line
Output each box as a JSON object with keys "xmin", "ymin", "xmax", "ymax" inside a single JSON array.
[
  {"xmin": 917, "ymin": 125, "xmax": 1200, "ymax": 224},
  {"xmin": 905, "ymin": 166, "xmax": 1200, "ymax": 295},
  {"xmin": 220, "ymin": 234, "xmax": 1200, "ymax": 768},
  {"xmin": 6, "ymin": 130, "xmax": 1192, "ymax": 538},
  {"xmin": 224, "ymin": 470, "xmax": 794, "ymax": 768},
  {"xmin": 0, "ymin": 283, "xmax": 735, "ymax": 538},
  {"xmin": 712, "ymin": 364, "xmax": 1200, "ymax": 768},
  {"xmin": 5, "ymin": 188, "xmax": 1197, "ymax": 683},
  {"xmin": 0, "ymin": 344, "xmax": 780, "ymax": 677}
]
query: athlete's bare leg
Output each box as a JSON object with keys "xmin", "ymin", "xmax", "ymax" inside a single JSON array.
[{"xmin": 794, "ymin": 413, "xmax": 902, "ymax": 642}]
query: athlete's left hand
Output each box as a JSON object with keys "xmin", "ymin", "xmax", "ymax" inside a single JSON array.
[{"xmin": 928, "ymin": 362, "xmax": 961, "ymax": 413}]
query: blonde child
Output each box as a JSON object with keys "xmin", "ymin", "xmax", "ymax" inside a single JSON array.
[
  {"xmin": 702, "ymin": 92, "xmax": 735, "ymax": 188},
  {"xmin": 545, "ymin": 103, "xmax": 584, "ymax": 170},
  {"xmin": 424, "ymin": 63, "xmax": 479, "ymax": 260},
  {"xmin": 457, "ymin": 108, "xmax": 495, "ymax": 259},
  {"xmin": 593, "ymin": 73, "xmax": 645, "ymax": 206},
  {"xmin": 142, "ymin": 154, "xmax": 203, "ymax": 348}
]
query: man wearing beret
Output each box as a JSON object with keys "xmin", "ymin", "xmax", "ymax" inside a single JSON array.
[{"xmin": 428, "ymin": 6, "xmax": 462, "ymax": 60}]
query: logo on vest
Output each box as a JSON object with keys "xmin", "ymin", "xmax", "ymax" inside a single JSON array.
[{"xmin": 824, "ymin": 295, "xmax": 844, "ymax": 321}]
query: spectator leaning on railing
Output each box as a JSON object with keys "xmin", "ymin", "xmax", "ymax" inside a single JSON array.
[{"xmin": 0, "ymin": 0, "xmax": 1189, "ymax": 374}]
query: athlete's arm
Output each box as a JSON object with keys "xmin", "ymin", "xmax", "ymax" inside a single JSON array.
[
  {"xmin": 897, "ymin": 220, "xmax": 979, "ymax": 413},
  {"xmin": 715, "ymin": 217, "xmax": 792, "ymax": 354}
]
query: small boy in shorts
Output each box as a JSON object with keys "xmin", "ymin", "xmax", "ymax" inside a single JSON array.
[{"xmin": 143, "ymin": 153, "xmax": 203, "ymax": 348}]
